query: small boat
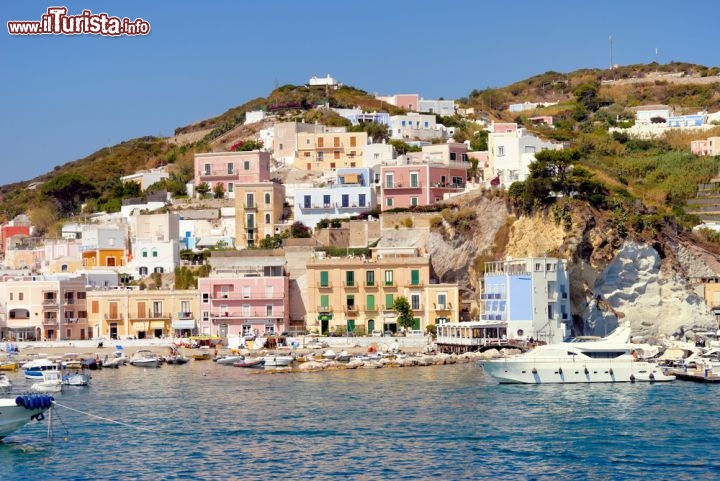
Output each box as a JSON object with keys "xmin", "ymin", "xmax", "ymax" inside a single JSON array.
[
  {"xmin": 165, "ymin": 354, "xmax": 190, "ymax": 365},
  {"xmin": 102, "ymin": 351, "xmax": 128, "ymax": 368},
  {"xmin": 191, "ymin": 352, "xmax": 213, "ymax": 361},
  {"xmin": 129, "ymin": 350, "xmax": 162, "ymax": 368},
  {"xmin": 0, "ymin": 361, "xmax": 18, "ymax": 371},
  {"xmin": 22, "ymin": 358, "xmax": 61, "ymax": 380},
  {"xmin": 263, "ymin": 355, "xmax": 294, "ymax": 367},
  {"xmin": 60, "ymin": 353, "xmax": 83, "ymax": 370},
  {"xmin": 62, "ymin": 372, "xmax": 91, "ymax": 386},
  {"xmin": 234, "ymin": 358, "xmax": 265, "ymax": 368},
  {"xmin": 335, "ymin": 351, "xmax": 351, "ymax": 362},
  {"xmin": 30, "ymin": 371, "xmax": 63, "ymax": 393},
  {"xmin": 0, "ymin": 394, "xmax": 55, "ymax": 440},
  {"xmin": 0, "ymin": 373, "xmax": 12, "ymax": 392},
  {"xmin": 215, "ymin": 354, "xmax": 245, "ymax": 365}
]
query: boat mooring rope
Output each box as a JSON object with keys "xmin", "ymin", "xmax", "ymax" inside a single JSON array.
[{"xmin": 52, "ymin": 402, "xmax": 162, "ymax": 434}]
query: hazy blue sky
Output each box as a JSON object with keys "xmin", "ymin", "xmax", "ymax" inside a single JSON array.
[{"xmin": 1, "ymin": 1, "xmax": 718, "ymax": 184}]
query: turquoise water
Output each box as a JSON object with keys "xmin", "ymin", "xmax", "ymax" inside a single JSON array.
[{"xmin": 1, "ymin": 362, "xmax": 719, "ymax": 480}]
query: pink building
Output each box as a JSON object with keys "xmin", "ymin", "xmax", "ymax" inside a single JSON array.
[
  {"xmin": 490, "ymin": 122, "xmax": 518, "ymax": 133},
  {"xmin": 692, "ymin": 137, "xmax": 720, "ymax": 156},
  {"xmin": 377, "ymin": 94, "xmax": 420, "ymax": 112},
  {"xmin": 198, "ymin": 251, "xmax": 289, "ymax": 338},
  {"xmin": 194, "ymin": 151, "xmax": 271, "ymax": 198},
  {"xmin": 380, "ymin": 162, "xmax": 468, "ymax": 210}
]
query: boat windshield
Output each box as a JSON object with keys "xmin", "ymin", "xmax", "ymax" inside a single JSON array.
[{"xmin": 583, "ymin": 351, "xmax": 627, "ymax": 359}]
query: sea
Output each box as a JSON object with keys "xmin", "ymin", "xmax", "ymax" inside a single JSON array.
[{"xmin": 1, "ymin": 362, "xmax": 719, "ymax": 481}]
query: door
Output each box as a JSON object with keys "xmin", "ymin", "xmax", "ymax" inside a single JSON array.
[
  {"xmin": 321, "ymin": 319, "xmax": 329, "ymax": 335},
  {"xmin": 367, "ymin": 319, "xmax": 375, "ymax": 333},
  {"xmin": 110, "ymin": 323, "xmax": 118, "ymax": 339}
]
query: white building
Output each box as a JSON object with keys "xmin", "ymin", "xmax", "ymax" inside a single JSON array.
[
  {"xmin": 120, "ymin": 167, "xmax": 170, "ymax": 191},
  {"xmin": 487, "ymin": 124, "xmax": 562, "ymax": 186},
  {"xmin": 481, "ymin": 257, "xmax": 571, "ymax": 344},
  {"xmin": 126, "ymin": 212, "xmax": 180, "ymax": 278},
  {"xmin": 389, "ymin": 113, "xmax": 445, "ymax": 140},
  {"xmin": 293, "ymin": 167, "xmax": 377, "ymax": 229},
  {"xmin": 418, "ymin": 98, "xmax": 456, "ymax": 116}
]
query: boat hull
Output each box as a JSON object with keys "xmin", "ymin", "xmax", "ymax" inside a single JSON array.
[
  {"xmin": 263, "ymin": 356, "xmax": 293, "ymax": 367},
  {"xmin": 0, "ymin": 396, "xmax": 54, "ymax": 440},
  {"xmin": 481, "ymin": 359, "xmax": 674, "ymax": 383}
]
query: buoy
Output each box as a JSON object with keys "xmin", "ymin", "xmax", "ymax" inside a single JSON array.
[
  {"xmin": 609, "ymin": 368, "xmax": 614, "ymax": 376},
  {"xmin": 532, "ymin": 368, "xmax": 537, "ymax": 374},
  {"xmin": 649, "ymin": 373, "xmax": 655, "ymax": 381},
  {"xmin": 558, "ymin": 368, "xmax": 563, "ymax": 375},
  {"xmin": 630, "ymin": 374, "xmax": 635, "ymax": 382},
  {"xmin": 584, "ymin": 367, "xmax": 589, "ymax": 375}
]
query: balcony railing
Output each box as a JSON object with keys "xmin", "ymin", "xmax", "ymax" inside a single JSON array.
[
  {"xmin": 212, "ymin": 292, "xmax": 285, "ymax": 300},
  {"xmin": 317, "ymin": 305, "xmax": 333, "ymax": 313},
  {"xmin": 243, "ymin": 203, "xmax": 257, "ymax": 210},
  {"xmin": 317, "ymin": 282, "xmax": 333, "ymax": 289},
  {"xmin": 104, "ymin": 314, "xmax": 124, "ymax": 321},
  {"xmin": 411, "ymin": 305, "xmax": 423, "ymax": 311},
  {"xmin": 42, "ymin": 298, "xmax": 58, "ymax": 306},
  {"xmin": 385, "ymin": 182, "xmax": 422, "ymax": 189},
  {"xmin": 344, "ymin": 305, "xmax": 358, "ymax": 314},
  {"xmin": 343, "ymin": 281, "xmax": 358, "ymax": 288},
  {"xmin": 42, "ymin": 319, "xmax": 58, "ymax": 325},
  {"xmin": 211, "ymin": 309, "xmax": 285, "ymax": 319},
  {"xmin": 198, "ymin": 169, "xmax": 238, "ymax": 178},
  {"xmin": 364, "ymin": 304, "xmax": 379, "ymax": 312},
  {"xmin": 364, "ymin": 281, "xmax": 377, "ymax": 288},
  {"xmin": 434, "ymin": 302, "xmax": 452, "ymax": 311},
  {"xmin": 129, "ymin": 312, "xmax": 171, "ymax": 320},
  {"xmin": 177, "ymin": 312, "xmax": 194, "ymax": 320},
  {"xmin": 301, "ymin": 204, "xmax": 334, "ymax": 211}
]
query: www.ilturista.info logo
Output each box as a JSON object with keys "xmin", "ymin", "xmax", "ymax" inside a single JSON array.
[{"xmin": 7, "ymin": 7, "xmax": 150, "ymax": 36}]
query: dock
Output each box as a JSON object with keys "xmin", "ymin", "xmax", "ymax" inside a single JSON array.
[{"xmin": 670, "ymin": 368, "xmax": 720, "ymax": 383}]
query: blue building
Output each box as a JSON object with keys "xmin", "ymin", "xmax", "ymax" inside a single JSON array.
[{"xmin": 481, "ymin": 257, "xmax": 571, "ymax": 344}]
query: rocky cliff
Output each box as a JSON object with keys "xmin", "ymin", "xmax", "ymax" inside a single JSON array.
[{"xmin": 422, "ymin": 193, "xmax": 718, "ymax": 339}]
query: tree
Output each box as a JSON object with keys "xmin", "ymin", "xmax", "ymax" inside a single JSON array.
[
  {"xmin": 349, "ymin": 122, "xmax": 390, "ymax": 143},
  {"xmin": 213, "ymin": 183, "xmax": 225, "ymax": 199},
  {"xmin": 195, "ymin": 182, "xmax": 211, "ymax": 198},
  {"xmin": 393, "ymin": 296, "xmax": 416, "ymax": 332},
  {"xmin": 40, "ymin": 173, "xmax": 98, "ymax": 215},
  {"xmin": 290, "ymin": 221, "xmax": 311, "ymax": 238},
  {"xmin": 150, "ymin": 272, "xmax": 162, "ymax": 290},
  {"xmin": 573, "ymin": 82, "xmax": 601, "ymax": 112}
]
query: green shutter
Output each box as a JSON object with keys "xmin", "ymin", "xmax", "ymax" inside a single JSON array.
[
  {"xmin": 385, "ymin": 294, "xmax": 393, "ymax": 309},
  {"xmin": 346, "ymin": 271, "xmax": 354, "ymax": 286},
  {"xmin": 320, "ymin": 295, "xmax": 329, "ymax": 309},
  {"xmin": 347, "ymin": 319, "xmax": 355, "ymax": 332},
  {"xmin": 320, "ymin": 271, "xmax": 329, "ymax": 287},
  {"xmin": 366, "ymin": 270, "xmax": 374, "ymax": 286},
  {"xmin": 413, "ymin": 318, "xmax": 421, "ymax": 330},
  {"xmin": 366, "ymin": 294, "xmax": 375, "ymax": 310},
  {"xmin": 411, "ymin": 270, "xmax": 419, "ymax": 286}
]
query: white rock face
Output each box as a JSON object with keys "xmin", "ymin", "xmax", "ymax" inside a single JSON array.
[{"xmin": 585, "ymin": 241, "xmax": 715, "ymax": 339}]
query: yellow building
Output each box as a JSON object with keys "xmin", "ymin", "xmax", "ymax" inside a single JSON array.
[
  {"xmin": 306, "ymin": 247, "xmax": 459, "ymax": 335},
  {"xmin": 235, "ymin": 182, "xmax": 286, "ymax": 248},
  {"xmin": 87, "ymin": 289, "xmax": 199, "ymax": 340},
  {"xmin": 80, "ymin": 225, "xmax": 127, "ymax": 268},
  {"xmin": 296, "ymin": 131, "xmax": 368, "ymax": 171}
]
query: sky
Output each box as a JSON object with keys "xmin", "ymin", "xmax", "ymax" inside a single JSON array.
[{"xmin": 1, "ymin": 0, "xmax": 718, "ymax": 184}]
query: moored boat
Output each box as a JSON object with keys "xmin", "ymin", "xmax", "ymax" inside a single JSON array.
[
  {"xmin": 215, "ymin": 354, "xmax": 245, "ymax": 365},
  {"xmin": 22, "ymin": 358, "xmax": 61, "ymax": 380},
  {"xmin": 62, "ymin": 372, "xmax": 91, "ymax": 386},
  {"xmin": 263, "ymin": 355, "xmax": 294, "ymax": 367},
  {"xmin": 129, "ymin": 350, "xmax": 162, "ymax": 368},
  {"xmin": 30, "ymin": 371, "xmax": 63, "ymax": 393},
  {"xmin": 0, "ymin": 394, "xmax": 54, "ymax": 441},
  {"xmin": 234, "ymin": 357, "xmax": 265, "ymax": 368},
  {"xmin": 480, "ymin": 323, "xmax": 675, "ymax": 384}
]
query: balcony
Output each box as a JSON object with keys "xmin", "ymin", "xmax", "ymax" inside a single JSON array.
[
  {"xmin": 431, "ymin": 182, "xmax": 465, "ymax": 189},
  {"xmin": 384, "ymin": 182, "xmax": 421, "ymax": 190},
  {"xmin": 364, "ymin": 304, "xmax": 379, "ymax": 312},
  {"xmin": 364, "ymin": 281, "xmax": 378, "ymax": 289},
  {"xmin": 317, "ymin": 305, "xmax": 333, "ymax": 313},
  {"xmin": 177, "ymin": 312, "xmax": 194, "ymax": 320},
  {"xmin": 129, "ymin": 312, "xmax": 171, "ymax": 321},
  {"xmin": 243, "ymin": 203, "xmax": 257, "ymax": 211},
  {"xmin": 434, "ymin": 302, "xmax": 452, "ymax": 311},
  {"xmin": 212, "ymin": 292, "xmax": 285, "ymax": 300},
  {"xmin": 104, "ymin": 314, "xmax": 124, "ymax": 321},
  {"xmin": 411, "ymin": 304, "xmax": 423, "ymax": 311},
  {"xmin": 198, "ymin": 169, "xmax": 238, "ymax": 179},
  {"xmin": 211, "ymin": 309, "xmax": 285, "ymax": 319},
  {"xmin": 301, "ymin": 204, "xmax": 334, "ymax": 211},
  {"xmin": 317, "ymin": 283, "xmax": 333, "ymax": 289},
  {"xmin": 42, "ymin": 318, "xmax": 58, "ymax": 326},
  {"xmin": 343, "ymin": 281, "xmax": 358, "ymax": 289},
  {"xmin": 383, "ymin": 281, "xmax": 397, "ymax": 288},
  {"xmin": 344, "ymin": 305, "xmax": 359, "ymax": 314}
]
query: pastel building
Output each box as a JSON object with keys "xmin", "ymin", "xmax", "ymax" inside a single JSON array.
[
  {"xmin": 235, "ymin": 182, "xmax": 286, "ymax": 248},
  {"xmin": 380, "ymin": 161, "xmax": 467, "ymax": 210},
  {"xmin": 293, "ymin": 168, "xmax": 377, "ymax": 228},
  {"xmin": 306, "ymin": 247, "xmax": 459, "ymax": 335},
  {"xmin": 487, "ymin": 124, "xmax": 562, "ymax": 186},
  {"xmin": 0, "ymin": 274, "xmax": 88, "ymax": 342},
  {"xmin": 271, "ymin": 121, "xmax": 326, "ymax": 165},
  {"xmin": 88, "ymin": 288, "xmax": 199, "ymax": 340},
  {"xmin": 376, "ymin": 94, "xmax": 420, "ymax": 112},
  {"xmin": 194, "ymin": 151, "xmax": 271, "ymax": 199},
  {"xmin": 80, "ymin": 225, "xmax": 128, "ymax": 269},
  {"xmin": 120, "ymin": 167, "xmax": 169, "ymax": 191},
  {"xmin": 691, "ymin": 137, "xmax": 720, "ymax": 156},
  {"xmin": 126, "ymin": 212, "xmax": 180, "ymax": 278},
  {"xmin": 480, "ymin": 257, "xmax": 570, "ymax": 344},
  {"xmin": 418, "ymin": 98, "xmax": 456, "ymax": 116},
  {"xmin": 197, "ymin": 251, "xmax": 289, "ymax": 338},
  {"xmin": 296, "ymin": 131, "xmax": 368, "ymax": 171}
]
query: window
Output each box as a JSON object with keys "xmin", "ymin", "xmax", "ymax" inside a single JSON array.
[
  {"xmin": 244, "ymin": 160, "xmax": 250, "ymax": 170},
  {"xmin": 410, "ymin": 270, "xmax": 420, "ymax": 286},
  {"xmin": 384, "ymin": 270, "xmax": 394, "ymax": 286},
  {"xmin": 320, "ymin": 271, "xmax": 329, "ymax": 287},
  {"xmin": 246, "ymin": 213, "xmax": 255, "ymax": 229},
  {"xmin": 450, "ymin": 152, "xmax": 457, "ymax": 161},
  {"xmin": 323, "ymin": 194, "xmax": 331, "ymax": 207},
  {"xmin": 246, "ymin": 193, "xmax": 255, "ymax": 208},
  {"xmin": 410, "ymin": 172, "xmax": 419, "ymax": 188},
  {"xmin": 91, "ymin": 300, "xmax": 99, "ymax": 313},
  {"xmin": 462, "ymin": 153, "xmax": 468, "ymax": 162},
  {"xmin": 350, "ymin": 136, "xmax": 357, "ymax": 147},
  {"xmin": 320, "ymin": 294, "xmax": 329, "ymax": 309},
  {"xmin": 243, "ymin": 286, "xmax": 251, "ymax": 299},
  {"xmin": 386, "ymin": 197, "xmax": 393, "ymax": 207},
  {"xmin": 243, "ymin": 304, "xmax": 250, "ymax": 316},
  {"xmin": 330, "ymin": 162, "xmax": 336, "ymax": 170},
  {"xmin": 341, "ymin": 194, "xmax": 349, "ymax": 208},
  {"xmin": 154, "ymin": 267, "xmax": 164, "ymax": 273},
  {"xmin": 498, "ymin": 146, "xmax": 505, "ymax": 157},
  {"xmin": 139, "ymin": 266, "xmax": 148, "ymax": 276},
  {"xmin": 318, "ymin": 151, "xmax": 324, "ymax": 161},
  {"xmin": 228, "ymin": 183, "xmax": 234, "ymax": 193},
  {"xmin": 334, "ymin": 151, "xmax": 340, "ymax": 160},
  {"xmin": 265, "ymin": 192, "xmax": 271, "ymax": 204},
  {"xmin": 411, "ymin": 197, "xmax": 418, "ymax": 206},
  {"xmin": 334, "ymin": 137, "xmax": 340, "ymax": 147},
  {"xmin": 266, "ymin": 285, "xmax": 274, "ymax": 298},
  {"xmin": 359, "ymin": 194, "xmax": 366, "ymax": 207},
  {"xmin": 204, "ymin": 163, "xmax": 211, "ymax": 175},
  {"xmin": 227, "ymin": 163, "xmax": 234, "ymax": 175},
  {"xmin": 345, "ymin": 271, "xmax": 355, "ymax": 287},
  {"xmin": 318, "ymin": 137, "xmax": 324, "ymax": 148},
  {"xmin": 366, "ymin": 270, "xmax": 375, "ymax": 286},
  {"xmin": 385, "ymin": 294, "xmax": 394, "ymax": 309},
  {"xmin": 152, "ymin": 248, "xmax": 158, "ymax": 258},
  {"xmin": 385, "ymin": 173, "xmax": 394, "ymax": 188},
  {"xmin": 304, "ymin": 195, "xmax": 311, "ymax": 209},
  {"xmin": 346, "ymin": 295, "xmax": 355, "ymax": 310},
  {"xmin": 153, "ymin": 301, "xmax": 162, "ymax": 317},
  {"xmin": 266, "ymin": 305, "xmax": 273, "ymax": 316},
  {"xmin": 437, "ymin": 293, "xmax": 447, "ymax": 309},
  {"xmin": 265, "ymin": 213, "xmax": 271, "ymax": 224},
  {"xmin": 411, "ymin": 294, "xmax": 420, "ymax": 310},
  {"xmin": 366, "ymin": 295, "xmax": 375, "ymax": 310},
  {"xmin": 142, "ymin": 249, "xmax": 148, "ymax": 258}
]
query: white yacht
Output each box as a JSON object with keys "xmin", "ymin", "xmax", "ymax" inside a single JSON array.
[{"xmin": 480, "ymin": 323, "xmax": 675, "ymax": 384}]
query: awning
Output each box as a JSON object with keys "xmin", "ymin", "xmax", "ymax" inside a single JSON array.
[{"xmin": 172, "ymin": 320, "xmax": 197, "ymax": 330}]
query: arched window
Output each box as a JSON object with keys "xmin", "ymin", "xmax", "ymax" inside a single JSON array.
[
  {"xmin": 142, "ymin": 249, "xmax": 148, "ymax": 258},
  {"xmin": 152, "ymin": 248, "xmax": 158, "ymax": 258},
  {"xmin": 264, "ymin": 192, "xmax": 271, "ymax": 204}
]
